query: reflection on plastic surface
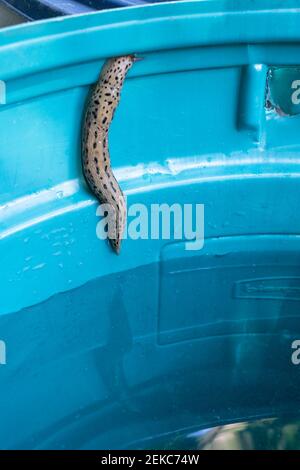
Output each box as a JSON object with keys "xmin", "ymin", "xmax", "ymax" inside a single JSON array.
[{"xmin": 135, "ymin": 417, "xmax": 300, "ymax": 450}]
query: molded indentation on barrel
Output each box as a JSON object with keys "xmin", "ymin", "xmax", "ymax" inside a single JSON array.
[
  {"xmin": 234, "ymin": 277, "xmax": 300, "ymax": 301},
  {"xmin": 158, "ymin": 235, "xmax": 300, "ymax": 345}
]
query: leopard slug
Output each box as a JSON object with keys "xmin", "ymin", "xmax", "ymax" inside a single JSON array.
[{"xmin": 82, "ymin": 55, "xmax": 137, "ymax": 254}]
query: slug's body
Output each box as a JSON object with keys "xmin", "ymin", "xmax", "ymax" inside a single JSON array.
[{"xmin": 82, "ymin": 55, "xmax": 136, "ymax": 254}]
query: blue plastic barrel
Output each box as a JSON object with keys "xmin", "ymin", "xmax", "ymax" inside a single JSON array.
[
  {"xmin": 1, "ymin": 0, "xmax": 300, "ymax": 449},
  {"xmin": 0, "ymin": 0, "xmax": 171, "ymax": 19}
]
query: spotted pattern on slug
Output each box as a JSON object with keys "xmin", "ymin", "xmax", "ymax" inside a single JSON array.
[{"xmin": 82, "ymin": 55, "xmax": 136, "ymax": 254}]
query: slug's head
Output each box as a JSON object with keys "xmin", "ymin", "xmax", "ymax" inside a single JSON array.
[
  {"xmin": 100, "ymin": 55, "xmax": 140, "ymax": 88},
  {"xmin": 109, "ymin": 236, "xmax": 121, "ymax": 255},
  {"xmin": 107, "ymin": 201, "xmax": 126, "ymax": 255}
]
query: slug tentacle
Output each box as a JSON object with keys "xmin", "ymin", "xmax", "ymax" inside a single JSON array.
[{"xmin": 82, "ymin": 55, "xmax": 137, "ymax": 254}]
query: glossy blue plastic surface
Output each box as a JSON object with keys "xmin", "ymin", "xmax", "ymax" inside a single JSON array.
[{"xmin": 1, "ymin": 0, "xmax": 300, "ymax": 449}]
